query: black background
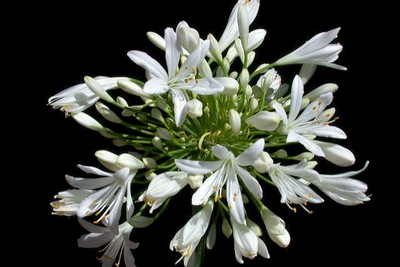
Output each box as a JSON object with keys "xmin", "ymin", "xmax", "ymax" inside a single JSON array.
[{"xmin": 20, "ymin": 0, "xmax": 392, "ymax": 266}]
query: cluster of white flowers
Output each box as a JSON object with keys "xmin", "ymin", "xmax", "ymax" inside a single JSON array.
[{"xmin": 49, "ymin": 1, "xmax": 369, "ymax": 266}]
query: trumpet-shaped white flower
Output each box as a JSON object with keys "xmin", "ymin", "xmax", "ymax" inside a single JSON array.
[
  {"xmin": 51, "ymin": 189, "xmax": 94, "ymax": 216},
  {"xmin": 66, "ymin": 154, "xmax": 144, "ymax": 234},
  {"xmin": 48, "ymin": 77, "xmax": 127, "ymax": 115},
  {"xmin": 231, "ymin": 217, "xmax": 270, "ymax": 264},
  {"xmin": 138, "ymin": 171, "xmax": 189, "ymax": 213},
  {"xmin": 219, "ymin": 0, "xmax": 260, "ymax": 52},
  {"xmin": 170, "ymin": 201, "xmax": 213, "ymax": 266},
  {"xmin": 275, "ymin": 28, "xmax": 346, "ymax": 70},
  {"xmin": 78, "ymin": 219, "xmax": 138, "ymax": 267},
  {"xmin": 273, "ymin": 75, "xmax": 346, "ymax": 156},
  {"xmin": 176, "ymin": 139, "xmax": 264, "ymax": 224},
  {"xmin": 128, "ymin": 28, "xmax": 223, "ymax": 127},
  {"xmin": 308, "ymin": 162, "xmax": 370, "ymax": 205}
]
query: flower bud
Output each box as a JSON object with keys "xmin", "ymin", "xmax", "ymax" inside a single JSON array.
[
  {"xmin": 314, "ymin": 140, "xmax": 355, "ymax": 167},
  {"xmin": 157, "ymin": 127, "xmax": 173, "ymax": 141},
  {"xmin": 143, "ymin": 157, "xmax": 157, "ymax": 169},
  {"xmin": 261, "ymin": 207, "xmax": 290, "ymax": 248},
  {"xmin": 248, "ymin": 29, "xmax": 267, "ymax": 51},
  {"xmin": 215, "ymin": 77, "xmax": 239, "ymax": 95},
  {"xmin": 299, "ymin": 64, "xmax": 317, "ymax": 85},
  {"xmin": 238, "ymin": 4, "xmax": 249, "ymax": 51},
  {"xmin": 72, "ymin": 113, "xmax": 105, "ymax": 132},
  {"xmin": 198, "ymin": 59, "xmax": 213, "ymax": 78},
  {"xmin": 177, "ymin": 21, "xmax": 200, "ymax": 53},
  {"xmin": 116, "ymin": 153, "xmax": 145, "ymax": 170},
  {"xmin": 292, "ymin": 152, "xmax": 315, "ymax": 161},
  {"xmin": 208, "ymin": 33, "xmax": 223, "ymax": 63},
  {"xmin": 95, "ymin": 150, "xmax": 118, "ymax": 171},
  {"xmin": 229, "ymin": 109, "xmax": 241, "ymax": 136},
  {"xmin": 84, "ymin": 76, "xmax": 114, "ymax": 103},
  {"xmin": 116, "ymin": 96, "xmax": 128, "ymax": 107},
  {"xmin": 130, "ymin": 216, "xmax": 154, "ymax": 228},
  {"xmin": 186, "ymin": 99, "xmax": 203, "ymax": 118},
  {"xmin": 247, "ymin": 51, "xmax": 256, "ymax": 66},
  {"xmin": 247, "ymin": 219, "xmax": 262, "ymax": 236},
  {"xmin": 206, "ymin": 222, "xmax": 217, "ymax": 250},
  {"xmin": 222, "ymin": 218, "xmax": 232, "ymax": 238},
  {"xmin": 147, "ymin": 31, "xmax": 166, "ymax": 50},
  {"xmin": 145, "ymin": 171, "xmax": 157, "ymax": 181},
  {"xmin": 252, "ymin": 152, "xmax": 274, "ymax": 173},
  {"xmin": 246, "ymin": 111, "xmax": 281, "ymax": 131},
  {"xmin": 118, "ymin": 79, "xmax": 150, "ymax": 99},
  {"xmin": 95, "ymin": 102, "xmax": 122, "ymax": 124},
  {"xmin": 235, "ymin": 38, "xmax": 245, "ymax": 63},
  {"xmin": 152, "ymin": 136, "xmax": 163, "ymax": 150},
  {"xmin": 304, "ymin": 83, "xmax": 338, "ymax": 101},
  {"xmin": 272, "ymin": 149, "xmax": 288, "ymax": 159},
  {"xmin": 249, "ymin": 98, "xmax": 259, "ymax": 112},
  {"xmin": 151, "ymin": 108, "xmax": 165, "ymax": 122}
]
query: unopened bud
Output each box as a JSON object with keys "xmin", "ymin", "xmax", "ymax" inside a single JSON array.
[
  {"xmin": 186, "ymin": 99, "xmax": 203, "ymax": 118},
  {"xmin": 147, "ymin": 31, "xmax": 166, "ymax": 50},
  {"xmin": 246, "ymin": 111, "xmax": 281, "ymax": 131},
  {"xmin": 252, "ymin": 152, "xmax": 274, "ymax": 173},
  {"xmin": 229, "ymin": 109, "xmax": 241, "ymax": 136}
]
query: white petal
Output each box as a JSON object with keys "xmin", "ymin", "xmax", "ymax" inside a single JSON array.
[
  {"xmin": 272, "ymin": 102, "xmax": 288, "ymax": 126},
  {"xmin": 314, "ymin": 140, "xmax": 355, "ymax": 167},
  {"xmin": 165, "ymin": 28, "xmax": 180, "ymax": 79},
  {"xmin": 169, "ymin": 89, "xmax": 187, "ymax": 127},
  {"xmin": 245, "ymin": 111, "xmax": 281, "ymax": 131},
  {"xmin": 192, "ymin": 171, "xmax": 221, "ymax": 205},
  {"xmin": 235, "ymin": 166, "xmax": 263, "ymax": 199},
  {"xmin": 186, "ymin": 78, "xmax": 224, "ymax": 95},
  {"xmin": 178, "ymin": 40, "xmax": 210, "ymax": 79},
  {"xmin": 77, "ymin": 164, "xmax": 112, "ymax": 176},
  {"xmin": 308, "ymin": 125, "xmax": 347, "ymax": 139},
  {"xmin": 226, "ymin": 168, "xmax": 246, "ymax": 224},
  {"xmin": 288, "ymin": 75, "xmax": 304, "ymax": 123},
  {"xmin": 236, "ymin": 139, "xmax": 265, "ymax": 166},
  {"xmin": 143, "ymin": 78, "xmax": 169, "ymax": 94},
  {"xmin": 124, "ymin": 246, "xmax": 137, "ymax": 267},
  {"xmin": 107, "ymin": 189, "xmax": 125, "ymax": 234},
  {"xmin": 212, "ymin": 144, "xmax": 232, "ymax": 160},
  {"xmin": 78, "ymin": 218, "xmax": 109, "ymax": 233},
  {"xmin": 257, "ymin": 238, "xmax": 270, "ymax": 259},
  {"xmin": 84, "ymin": 76, "xmax": 114, "ymax": 103},
  {"xmin": 287, "ymin": 131, "xmax": 324, "ymax": 156},
  {"xmin": 175, "ymin": 159, "xmax": 223, "ymax": 174},
  {"xmin": 127, "ymin": 50, "xmax": 168, "ymax": 80},
  {"xmin": 66, "ymin": 175, "xmax": 113, "ymax": 190},
  {"xmin": 77, "ymin": 232, "xmax": 113, "ymax": 248}
]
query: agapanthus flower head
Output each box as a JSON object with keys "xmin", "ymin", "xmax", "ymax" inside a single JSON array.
[{"xmin": 49, "ymin": 1, "xmax": 369, "ymax": 266}]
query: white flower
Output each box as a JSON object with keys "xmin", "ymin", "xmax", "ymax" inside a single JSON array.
[
  {"xmin": 219, "ymin": 0, "xmax": 260, "ymax": 52},
  {"xmin": 48, "ymin": 77, "xmax": 127, "ymax": 115},
  {"xmin": 128, "ymin": 28, "xmax": 223, "ymax": 127},
  {"xmin": 170, "ymin": 200, "xmax": 213, "ymax": 266},
  {"xmin": 231, "ymin": 217, "xmax": 270, "ymax": 264},
  {"xmin": 308, "ymin": 162, "xmax": 370, "ymax": 205},
  {"xmin": 260, "ymin": 206, "xmax": 290, "ymax": 248},
  {"xmin": 176, "ymin": 21, "xmax": 200, "ymax": 53},
  {"xmin": 273, "ymin": 75, "xmax": 346, "ymax": 156},
  {"xmin": 267, "ymin": 159, "xmax": 324, "ymax": 208},
  {"xmin": 138, "ymin": 171, "xmax": 189, "ymax": 213},
  {"xmin": 51, "ymin": 189, "xmax": 93, "ymax": 216},
  {"xmin": 78, "ymin": 219, "xmax": 138, "ymax": 267},
  {"xmin": 176, "ymin": 139, "xmax": 264, "ymax": 224},
  {"xmin": 257, "ymin": 68, "xmax": 281, "ymax": 99},
  {"xmin": 66, "ymin": 154, "xmax": 144, "ymax": 233},
  {"xmin": 275, "ymin": 28, "xmax": 346, "ymax": 70}
]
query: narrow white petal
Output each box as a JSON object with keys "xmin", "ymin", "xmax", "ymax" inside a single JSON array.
[
  {"xmin": 78, "ymin": 218, "xmax": 109, "ymax": 233},
  {"xmin": 77, "ymin": 165, "xmax": 112, "ymax": 176},
  {"xmin": 127, "ymin": 50, "xmax": 168, "ymax": 80},
  {"xmin": 236, "ymin": 139, "xmax": 265, "ymax": 166},
  {"xmin": 143, "ymin": 78, "xmax": 169, "ymax": 94},
  {"xmin": 235, "ymin": 166, "xmax": 263, "ymax": 199},
  {"xmin": 308, "ymin": 125, "xmax": 347, "ymax": 139},
  {"xmin": 124, "ymin": 246, "xmax": 137, "ymax": 267},
  {"xmin": 192, "ymin": 171, "xmax": 221, "ymax": 205},
  {"xmin": 212, "ymin": 144, "xmax": 232, "ymax": 160},
  {"xmin": 171, "ymin": 89, "xmax": 188, "ymax": 127},
  {"xmin": 226, "ymin": 168, "xmax": 246, "ymax": 224},
  {"xmin": 77, "ymin": 232, "xmax": 113, "ymax": 248},
  {"xmin": 287, "ymin": 131, "xmax": 324, "ymax": 156},
  {"xmin": 66, "ymin": 175, "xmax": 113, "ymax": 190},
  {"xmin": 288, "ymin": 75, "xmax": 304, "ymax": 123},
  {"xmin": 257, "ymin": 238, "xmax": 270, "ymax": 259},
  {"xmin": 165, "ymin": 28, "xmax": 180, "ymax": 79},
  {"xmin": 107, "ymin": 189, "xmax": 125, "ymax": 234},
  {"xmin": 179, "ymin": 40, "xmax": 210, "ymax": 78},
  {"xmin": 175, "ymin": 159, "xmax": 223, "ymax": 174},
  {"xmin": 272, "ymin": 102, "xmax": 288, "ymax": 126}
]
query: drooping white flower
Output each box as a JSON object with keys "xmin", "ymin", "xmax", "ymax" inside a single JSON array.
[
  {"xmin": 51, "ymin": 189, "xmax": 93, "ymax": 216},
  {"xmin": 128, "ymin": 28, "xmax": 223, "ymax": 126},
  {"xmin": 307, "ymin": 162, "xmax": 370, "ymax": 205},
  {"xmin": 48, "ymin": 77, "xmax": 127, "ymax": 115},
  {"xmin": 260, "ymin": 206, "xmax": 290, "ymax": 248},
  {"xmin": 273, "ymin": 75, "xmax": 346, "ymax": 156},
  {"xmin": 264, "ymin": 155, "xmax": 324, "ymax": 208},
  {"xmin": 170, "ymin": 200, "xmax": 213, "ymax": 266},
  {"xmin": 138, "ymin": 171, "xmax": 189, "ymax": 213},
  {"xmin": 275, "ymin": 28, "xmax": 346, "ymax": 70},
  {"xmin": 231, "ymin": 217, "xmax": 270, "ymax": 264},
  {"xmin": 219, "ymin": 0, "xmax": 260, "ymax": 52},
  {"xmin": 176, "ymin": 139, "xmax": 264, "ymax": 224},
  {"xmin": 66, "ymin": 154, "xmax": 144, "ymax": 233},
  {"xmin": 78, "ymin": 219, "xmax": 138, "ymax": 267}
]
